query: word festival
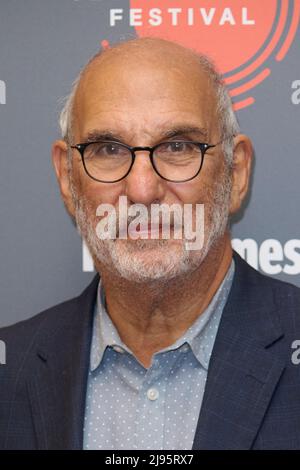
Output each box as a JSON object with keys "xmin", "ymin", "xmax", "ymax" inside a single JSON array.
[{"xmin": 110, "ymin": 7, "xmax": 256, "ymax": 27}]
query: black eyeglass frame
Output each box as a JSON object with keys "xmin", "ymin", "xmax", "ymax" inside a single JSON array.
[{"xmin": 70, "ymin": 140, "xmax": 220, "ymax": 183}]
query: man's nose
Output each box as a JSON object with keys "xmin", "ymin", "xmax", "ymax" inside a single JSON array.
[{"xmin": 124, "ymin": 150, "xmax": 165, "ymax": 205}]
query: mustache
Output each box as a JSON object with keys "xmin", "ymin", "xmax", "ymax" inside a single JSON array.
[{"xmin": 98, "ymin": 205, "xmax": 185, "ymax": 238}]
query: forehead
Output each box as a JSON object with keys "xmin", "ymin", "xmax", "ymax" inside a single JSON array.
[{"xmin": 73, "ymin": 45, "xmax": 218, "ymax": 142}]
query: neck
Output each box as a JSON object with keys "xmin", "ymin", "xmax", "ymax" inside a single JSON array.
[{"xmin": 96, "ymin": 233, "xmax": 233, "ymax": 368}]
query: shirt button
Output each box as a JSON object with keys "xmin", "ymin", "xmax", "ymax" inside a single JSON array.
[
  {"xmin": 147, "ymin": 388, "xmax": 159, "ymax": 401},
  {"xmin": 113, "ymin": 346, "xmax": 124, "ymax": 354}
]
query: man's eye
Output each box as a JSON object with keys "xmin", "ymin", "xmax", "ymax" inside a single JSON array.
[
  {"xmin": 92, "ymin": 143, "xmax": 124, "ymax": 157},
  {"xmin": 159, "ymin": 142, "xmax": 187, "ymax": 153},
  {"xmin": 106, "ymin": 144, "xmax": 123, "ymax": 155},
  {"xmin": 169, "ymin": 142, "xmax": 186, "ymax": 152},
  {"xmin": 100, "ymin": 144, "xmax": 120, "ymax": 155}
]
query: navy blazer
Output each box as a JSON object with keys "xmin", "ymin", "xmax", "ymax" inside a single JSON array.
[{"xmin": 1, "ymin": 252, "xmax": 300, "ymax": 449}]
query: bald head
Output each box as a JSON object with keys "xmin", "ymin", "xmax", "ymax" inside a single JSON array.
[
  {"xmin": 60, "ymin": 37, "xmax": 239, "ymax": 165},
  {"xmin": 83, "ymin": 37, "xmax": 213, "ymax": 78}
]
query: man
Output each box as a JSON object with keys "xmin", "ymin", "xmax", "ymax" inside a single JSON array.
[{"xmin": 1, "ymin": 37, "xmax": 300, "ymax": 450}]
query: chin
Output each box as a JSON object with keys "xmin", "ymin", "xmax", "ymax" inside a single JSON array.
[{"xmin": 105, "ymin": 238, "xmax": 206, "ymax": 283}]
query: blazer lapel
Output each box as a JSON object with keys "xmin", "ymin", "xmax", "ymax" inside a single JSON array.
[
  {"xmin": 193, "ymin": 254, "xmax": 285, "ymax": 450},
  {"xmin": 27, "ymin": 274, "xmax": 99, "ymax": 450}
]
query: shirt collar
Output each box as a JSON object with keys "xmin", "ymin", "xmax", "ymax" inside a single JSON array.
[
  {"xmin": 90, "ymin": 282, "xmax": 128, "ymax": 372},
  {"xmin": 187, "ymin": 260, "xmax": 235, "ymax": 369},
  {"xmin": 90, "ymin": 259, "xmax": 235, "ymax": 372}
]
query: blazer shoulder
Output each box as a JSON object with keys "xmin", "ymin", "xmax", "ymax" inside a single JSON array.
[
  {"xmin": 234, "ymin": 250, "xmax": 300, "ymax": 299},
  {"xmin": 233, "ymin": 252, "xmax": 300, "ymax": 334},
  {"xmin": 0, "ymin": 274, "xmax": 99, "ymax": 360}
]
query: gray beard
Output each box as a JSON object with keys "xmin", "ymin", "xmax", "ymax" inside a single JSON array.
[{"xmin": 70, "ymin": 172, "xmax": 232, "ymax": 283}]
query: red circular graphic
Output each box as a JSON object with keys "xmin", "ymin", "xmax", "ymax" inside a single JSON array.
[{"xmin": 128, "ymin": 0, "xmax": 300, "ymax": 109}]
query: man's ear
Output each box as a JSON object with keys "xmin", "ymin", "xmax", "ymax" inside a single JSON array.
[
  {"xmin": 229, "ymin": 134, "xmax": 253, "ymax": 215},
  {"xmin": 52, "ymin": 140, "xmax": 75, "ymax": 217}
]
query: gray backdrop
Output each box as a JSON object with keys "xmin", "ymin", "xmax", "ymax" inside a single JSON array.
[{"xmin": 1, "ymin": 0, "xmax": 300, "ymax": 327}]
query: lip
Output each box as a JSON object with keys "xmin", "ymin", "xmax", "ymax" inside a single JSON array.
[
  {"xmin": 139, "ymin": 223, "xmax": 170, "ymax": 231},
  {"xmin": 130, "ymin": 224, "xmax": 177, "ymax": 237}
]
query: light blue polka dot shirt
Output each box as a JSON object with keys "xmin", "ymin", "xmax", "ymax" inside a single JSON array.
[{"xmin": 83, "ymin": 260, "xmax": 235, "ymax": 450}]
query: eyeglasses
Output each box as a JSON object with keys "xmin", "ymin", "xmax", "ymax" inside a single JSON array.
[{"xmin": 70, "ymin": 140, "xmax": 220, "ymax": 183}]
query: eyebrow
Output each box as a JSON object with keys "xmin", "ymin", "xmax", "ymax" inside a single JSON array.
[
  {"xmin": 85, "ymin": 130, "xmax": 124, "ymax": 143},
  {"xmin": 162, "ymin": 126, "xmax": 208, "ymax": 140},
  {"xmin": 83, "ymin": 125, "xmax": 209, "ymax": 144}
]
